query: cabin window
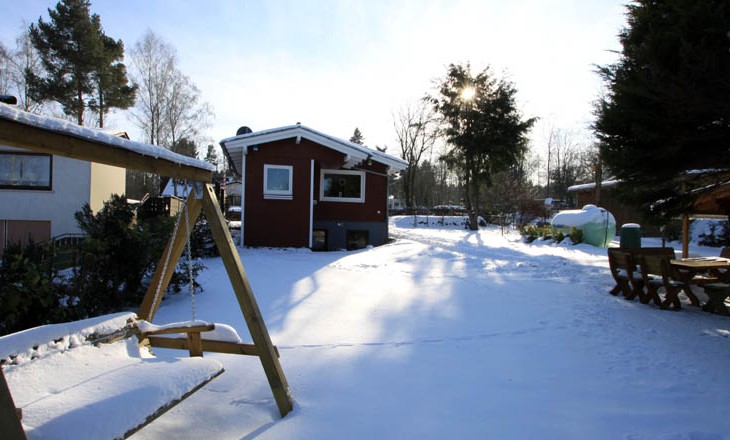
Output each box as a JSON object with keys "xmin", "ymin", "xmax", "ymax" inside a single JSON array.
[
  {"xmin": 320, "ymin": 170, "xmax": 365, "ymax": 203},
  {"xmin": 263, "ymin": 164, "xmax": 293, "ymax": 200},
  {"xmin": 346, "ymin": 230, "xmax": 369, "ymax": 250},
  {"xmin": 0, "ymin": 152, "xmax": 52, "ymax": 190},
  {"xmin": 312, "ymin": 229, "xmax": 328, "ymax": 251}
]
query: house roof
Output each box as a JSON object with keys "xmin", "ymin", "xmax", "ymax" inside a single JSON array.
[
  {"xmin": 0, "ymin": 103, "xmax": 214, "ymax": 182},
  {"xmin": 567, "ymin": 179, "xmax": 621, "ymax": 192},
  {"xmin": 219, "ymin": 124, "xmax": 408, "ymax": 176}
]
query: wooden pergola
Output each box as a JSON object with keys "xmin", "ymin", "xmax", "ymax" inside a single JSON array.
[
  {"xmin": 680, "ymin": 182, "xmax": 730, "ymax": 258},
  {"xmin": 0, "ymin": 104, "xmax": 293, "ymax": 437}
]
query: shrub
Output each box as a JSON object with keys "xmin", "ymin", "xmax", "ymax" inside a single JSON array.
[
  {"xmin": 569, "ymin": 227, "xmax": 584, "ymax": 244},
  {"xmin": 0, "ymin": 241, "xmax": 68, "ymax": 335}
]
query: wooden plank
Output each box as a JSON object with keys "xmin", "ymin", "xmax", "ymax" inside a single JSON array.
[
  {"xmin": 138, "ymin": 191, "xmax": 202, "ymax": 321},
  {"xmin": 201, "ymin": 183, "xmax": 293, "ymax": 417},
  {"xmin": 0, "ymin": 119, "xmax": 212, "ymax": 182},
  {"xmin": 681, "ymin": 215, "xmax": 689, "ymax": 258},
  {"xmin": 187, "ymin": 333, "xmax": 204, "ymax": 357},
  {"xmin": 146, "ymin": 337, "xmax": 279, "ymax": 357},
  {"xmin": 142, "ymin": 324, "xmax": 215, "ymax": 336},
  {"xmin": 0, "ymin": 368, "xmax": 26, "ymax": 440}
]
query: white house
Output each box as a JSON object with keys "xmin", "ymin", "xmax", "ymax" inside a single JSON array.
[{"xmin": 0, "ymin": 134, "xmax": 126, "ymax": 256}]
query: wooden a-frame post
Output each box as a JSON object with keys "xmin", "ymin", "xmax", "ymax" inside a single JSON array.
[{"xmin": 137, "ymin": 184, "xmax": 293, "ymax": 416}]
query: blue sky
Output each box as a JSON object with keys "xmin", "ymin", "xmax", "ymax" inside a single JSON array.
[{"xmin": 2, "ymin": 0, "xmax": 626, "ymax": 158}]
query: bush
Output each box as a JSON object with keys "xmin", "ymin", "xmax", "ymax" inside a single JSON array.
[
  {"xmin": 520, "ymin": 224, "xmax": 553, "ymax": 242},
  {"xmin": 0, "ymin": 241, "xmax": 68, "ymax": 335},
  {"xmin": 0, "ymin": 195, "xmax": 207, "ymax": 335},
  {"xmin": 569, "ymin": 227, "xmax": 584, "ymax": 244}
]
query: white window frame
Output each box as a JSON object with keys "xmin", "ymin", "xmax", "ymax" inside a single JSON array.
[
  {"xmin": 263, "ymin": 164, "xmax": 293, "ymax": 200},
  {"xmin": 319, "ymin": 169, "xmax": 365, "ymax": 203}
]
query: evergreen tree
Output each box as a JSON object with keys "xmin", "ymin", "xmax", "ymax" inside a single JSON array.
[
  {"xmin": 429, "ymin": 63, "xmax": 536, "ymax": 230},
  {"xmin": 28, "ymin": 0, "xmax": 135, "ymax": 126},
  {"xmin": 349, "ymin": 127, "xmax": 364, "ymax": 145},
  {"xmin": 594, "ymin": 0, "xmax": 730, "ymax": 217},
  {"xmin": 89, "ymin": 31, "xmax": 136, "ymax": 127},
  {"xmin": 170, "ymin": 137, "xmax": 198, "ymax": 159}
]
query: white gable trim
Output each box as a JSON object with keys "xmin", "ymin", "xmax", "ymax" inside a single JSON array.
[{"xmin": 221, "ymin": 125, "xmax": 408, "ymax": 174}]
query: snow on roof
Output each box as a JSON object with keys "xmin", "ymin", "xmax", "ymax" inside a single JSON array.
[
  {"xmin": 0, "ymin": 103, "xmax": 214, "ymax": 172},
  {"xmin": 567, "ymin": 179, "xmax": 621, "ymax": 192},
  {"xmin": 220, "ymin": 124, "xmax": 408, "ymax": 174}
]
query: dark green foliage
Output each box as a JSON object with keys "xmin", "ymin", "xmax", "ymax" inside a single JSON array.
[
  {"xmin": 0, "ymin": 241, "xmax": 70, "ymax": 335},
  {"xmin": 28, "ymin": 0, "xmax": 135, "ymax": 126},
  {"xmin": 520, "ymin": 224, "xmax": 553, "ymax": 243},
  {"xmin": 569, "ymin": 227, "xmax": 584, "ymax": 245},
  {"xmin": 429, "ymin": 63, "xmax": 536, "ymax": 230},
  {"xmin": 0, "ymin": 195, "xmax": 206, "ymax": 335},
  {"xmin": 73, "ymin": 194, "xmax": 204, "ymax": 312},
  {"xmin": 594, "ymin": 0, "xmax": 730, "ymax": 218}
]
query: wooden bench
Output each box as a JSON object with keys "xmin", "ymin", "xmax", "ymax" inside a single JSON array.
[
  {"xmin": 638, "ymin": 254, "xmax": 685, "ymax": 309},
  {"xmin": 607, "ymin": 247, "xmax": 675, "ymax": 303},
  {"xmin": 0, "ymin": 313, "xmax": 225, "ymax": 440}
]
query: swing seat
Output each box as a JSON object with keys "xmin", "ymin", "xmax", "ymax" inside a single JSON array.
[{"xmin": 1, "ymin": 313, "xmax": 224, "ymax": 440}]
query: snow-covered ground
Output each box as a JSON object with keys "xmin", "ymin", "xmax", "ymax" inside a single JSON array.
[{"xmin": 4, "ymin": 216, "xmax": 730, "ymax": 439}]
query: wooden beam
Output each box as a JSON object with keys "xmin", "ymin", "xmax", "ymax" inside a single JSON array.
[
  {"xmin": 0, "ymin": 368, "xmax": 26, "ymax": 440},
  {"xmin": 146, "ymin": 337, "xmax": 279, "ymax": 357},
  {"xmin": 200, "ymin": 183, "xmax": 293, "ymax": 417},
  {"xmin": 0, "ymin": 119, "xmax": 212, "ymax": 182},
  {"xmin": 138, "ymin": 191, "xmax": 202, "ymax": 321}
]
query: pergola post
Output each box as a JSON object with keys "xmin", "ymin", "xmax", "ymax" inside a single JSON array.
[{"xmin": 682, "ymin": 214, "xmax": 690, "ymax": 258}]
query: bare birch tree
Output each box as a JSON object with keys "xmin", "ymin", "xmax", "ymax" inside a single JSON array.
[
  {"xmin": 0, "ymin": 28, "xmax": 44, "ymax": 113},
  {"xmin": 393, "ymin": 100, "xmax": 439, "ymax": 211}
]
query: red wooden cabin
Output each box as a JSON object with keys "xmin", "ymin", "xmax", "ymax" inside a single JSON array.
[{"xmin": 220, "ymin": 124, "xmax": 407, "ymax": 251}]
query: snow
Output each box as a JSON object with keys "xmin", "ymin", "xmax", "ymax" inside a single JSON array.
[
  {"xmin": 138, "ymin": 320, "xmax": 243, "ymax": 343},
  {"xmin": 567, "ymin": 179, "xmax": 621, "ymax": 192},
  {"xmin": 551, "ymin": 204, "xmax": 615, "ymax": 228},
  {"xmin": 2, "ymin": 316, "xmax": 223, "ymax": 439},
  {"xmin": 0, "ymin": 103, "xmax": 214, "ymax": 172},
  {"xmin": 4, "ymin": 216, "xmax": 730, "ymax": 439}
]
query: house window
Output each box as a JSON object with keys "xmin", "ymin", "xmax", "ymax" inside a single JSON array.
[
  {"xmin": 346, "ymin": 230, "xmax": 369, "ymax": 250},
  {"xmin": 312, "ymin": 229, "xmax": 328, "ymax": 251},
  {"xmin": 264, "ymin": 164, "xmax": 293, "ymax": 200},
  {"xmin": 320, "ymin": 170, "xmax": 365, "ymax": 203},
  {"xmin": 0, "ymin": 152, "xmax": 52, "ymax": 190}
]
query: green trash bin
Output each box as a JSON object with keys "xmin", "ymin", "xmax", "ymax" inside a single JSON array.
[{"xmin": 620, "ymin": 223, "xmax": 641, "ymax": 248}]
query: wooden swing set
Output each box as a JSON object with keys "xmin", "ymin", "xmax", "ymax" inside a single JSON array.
[{"xmin": 0, "ymin": 105, "xmax": 293, "ymax": 439}]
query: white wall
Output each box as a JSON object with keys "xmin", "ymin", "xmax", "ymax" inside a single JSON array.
[{"xmin": 0, "ymin": 154, "xmax": 91, "ymax": 237}]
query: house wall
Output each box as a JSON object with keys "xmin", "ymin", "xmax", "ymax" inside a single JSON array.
[
  {"xmin": 89, "ymin": 162, "xmax": 125, "ymax": 213},
  {"xmin": 0, "ymin": 151, "xmax": 91, "ymax": 238},
  {"xmin": 244, "ymin": 139, "xmax": 330, "ymax": 248},
  {"xmin": 243, "ymin": 138, "xmax": 392, "ymax": 249}
]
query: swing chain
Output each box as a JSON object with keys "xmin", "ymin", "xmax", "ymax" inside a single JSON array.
[{"xmin": 183, "ymin": 191, "xmax": 197, "ymax": 321}]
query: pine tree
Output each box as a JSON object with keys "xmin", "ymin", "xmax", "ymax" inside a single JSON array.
[
  {"xmin": 89, "ymin": 27, "xmax": 136, "ymax": 127},
  {"xmin": 429, "ymin": 63, "xmax": 535, "ymax": 230},
  {"xmin": 28, "ymin": 0, "xmax": 135, "ymax": 126},
  {"xmin": 349, "ymin": 127, "xmax": 364, "ymax": 145},
  {"xmin": 594, "ymin": 0, "xmax": 730, "ymax": 217}
]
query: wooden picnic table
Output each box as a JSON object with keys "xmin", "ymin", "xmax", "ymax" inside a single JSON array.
[{"xmin": 670, "ymin": 257, "xmax": 730, "ymax": 309}]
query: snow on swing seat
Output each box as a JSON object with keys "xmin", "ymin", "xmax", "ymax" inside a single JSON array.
[
  {"xmin": 138, "ymin": 319, "xmax": 243, "ymax": 343},
  {"xmin": 1, "ymin": 313, "xmax": 224, "ymax": 440}
]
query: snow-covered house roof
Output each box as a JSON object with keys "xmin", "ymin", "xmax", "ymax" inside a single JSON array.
[
  {"xmin": 220, "ymin": 124, "xmax": 408, "ymax": 176},
  {"xmin": 0, "ymin": 103, "xmax": 214, "ymax": 181},
  {"xmin": 567, "ymin": 179, "xmax": 621, "ymax": 192}
]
